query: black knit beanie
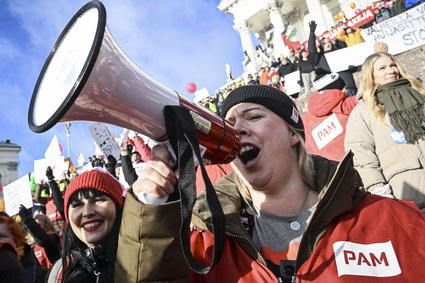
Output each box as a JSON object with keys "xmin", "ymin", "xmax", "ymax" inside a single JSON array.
[{"xmin": 221, "ymin": 85, "xmax": 304, "ymax": 135}]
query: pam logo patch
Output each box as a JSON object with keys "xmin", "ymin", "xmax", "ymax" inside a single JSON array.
[
  {"xmin": 312, "ymin": 113, "xmax": 343, "ymax": 149},
  {"xmin": 333, "ymin": 241, "xmax": 401, "ymax": 277}
]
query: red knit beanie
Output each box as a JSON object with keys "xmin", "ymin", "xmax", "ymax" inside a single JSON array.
[
  {"xmin": 268, "ymin": 71, "xmax": 280, "ymax": 80},
  {"xmin": 64, "ymin": 169, "xmax": 124, "ymax": 222}
]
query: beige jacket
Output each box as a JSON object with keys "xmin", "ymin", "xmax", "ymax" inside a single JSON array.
[
  {"xmin": 114, "ymin": 189, "xmax": 188, "ymax": 282},
  {"xmin": 345, "ymin": 101, "xmax": 425, "ymax": 210}
]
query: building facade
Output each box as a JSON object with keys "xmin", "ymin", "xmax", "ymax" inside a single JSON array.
[
  {"xmin": 218, "ymin": 0, "xmax": 374, "ymax": 73},
  {"xmin": 0, "ymin": 140, "xmax": 22, "ymax": 186}
]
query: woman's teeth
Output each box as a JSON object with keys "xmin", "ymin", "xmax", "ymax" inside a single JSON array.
[{"xmin": 240, "ymin": 145, "xmax": 256, "ymax": 155}]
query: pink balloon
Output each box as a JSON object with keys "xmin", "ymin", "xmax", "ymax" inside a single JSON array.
[
  {"xmin": 186, "ymin": 82, "xmax": 197, "ymax": 93},
  {"xmin": 355, "ymin": 8, "xmax": 361, "ymax": 14}
]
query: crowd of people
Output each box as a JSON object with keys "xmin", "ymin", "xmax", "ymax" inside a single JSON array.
[
  {"xmin": 198, "ymin": 0, "xmax": 418, "ymax": 116},
  {"xmin": 1, "ymin": 0, "xmax": 425, "ymax": 282}
]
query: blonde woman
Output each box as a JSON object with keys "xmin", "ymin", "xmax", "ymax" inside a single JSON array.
[
  {"xmin": 129, "ymin": 85, "xmax": 425, "ymax": 281},
  {"xmin": 345, "ymin": 52, "xmax": 425, "ymax": 211}
]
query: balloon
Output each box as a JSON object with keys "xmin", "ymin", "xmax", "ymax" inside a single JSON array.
[
  {"xmin": 350, "ymin": 2, "xmax": 356, "ymax": 9},
  {"xmin": 186, "ymin": 82, "xmax": 197, "ymax": 93},
  {"xmin": 355, "ymin": 8, "xmax": 361, "ymax": 14},
  {"xmin": 338, "ymin": 12, "xmax": 345, "ymax": 18},
  {"xmin": 334, "ymin": 15, "xmax": 340, "ymax": 21}
]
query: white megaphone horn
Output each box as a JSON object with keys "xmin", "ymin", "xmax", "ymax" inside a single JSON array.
[{"xmin": 28, "ymin": 0, "xmax": 240, "ymax": 164}]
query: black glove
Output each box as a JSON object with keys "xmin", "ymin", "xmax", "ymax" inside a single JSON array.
[
  {"xmin": 309, "ymin": 21, "xmax": 317, "ymax": 33},
  {"xmin": 18, "ymin": 204, "xmax": 31, "ymax": 221},
  {"xmin": 315, "ymin": 68, "xmax": 329, "ymax": 76},
  {"xmin": 347, "ymin": 65, "xmax": 359, "ymax": 73},
  {"xmin": 46, "ymin": 166, "xmax": 55, "ymax": 181},
  {"xmin": 107, "ymin": 155, "xmax": 117, "ymax": 165}
]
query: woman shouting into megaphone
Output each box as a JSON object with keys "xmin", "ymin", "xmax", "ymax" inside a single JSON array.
[{"xmin": 116, "ymin": 85, "xmax": 425, "ymax": 282}]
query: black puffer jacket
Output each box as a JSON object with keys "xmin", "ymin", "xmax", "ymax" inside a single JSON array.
[{"xmin": 48, "ymin": 246, "xmax": 113, "ymax": 283}]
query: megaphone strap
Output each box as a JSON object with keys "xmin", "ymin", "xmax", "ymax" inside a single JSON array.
[{"xmin": 164, "ymin": 105, "xmax": 225, "ymax": 274}]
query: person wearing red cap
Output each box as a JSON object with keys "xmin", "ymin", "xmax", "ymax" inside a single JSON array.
[
  {"xmin": 47, "ymin": 168, "xmax": 124, "ymax": 282},
  {"xmin": 47, "ymin": 168, "xmax": 187, "ymax": 283},
  {"xmin": 268, "ymin": 70, "xmax": 284, "ymax": 92}
]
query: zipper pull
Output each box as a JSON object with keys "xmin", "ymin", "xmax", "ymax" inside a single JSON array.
[{"xmin": 94, "ymin": 270, "xmax": 100, "ymax": 283}]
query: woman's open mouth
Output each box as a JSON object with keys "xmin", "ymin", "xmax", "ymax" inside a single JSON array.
[{"xmin": 238, "ymin": 144, "xmax": 260, "ymax": 165}]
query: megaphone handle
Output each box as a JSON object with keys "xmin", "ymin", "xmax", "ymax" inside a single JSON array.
[{"xmin": 164, "ymin": 105, "xmax": 225, "ymax": 274}]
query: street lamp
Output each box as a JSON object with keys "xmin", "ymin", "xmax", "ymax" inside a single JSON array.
[{"xmin": 65, "ymin": 122, "xmax": 71, "ymax": 158}]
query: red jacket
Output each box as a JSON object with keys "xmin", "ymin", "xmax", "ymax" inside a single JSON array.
[
  {"xmin": 302, "ymin": 89, "xmax": 357, "ymax": 161},
  {"xmin": 33, "ymin": 244, "xmax": 53, "ymax": 269},
  {"xmin": 129, "ymin": 136, "xmax": 152, "ymax": 162},
  {"xmin": 46, "ymin": 198, "xmax": 62, "ymax": 222},
  {"xmin": 195, "ymin": 163, "xmax": 233, "ymax": 193},
  {"xmin": 190, "ymin": 195, "xmax": 425, "ymax": 282},
  {"xmin": 297, "ymin": 196, "xmax": 424, "ymax": 282},
  {"xmin": 189, "ymin": 154, "xmax": 425, "ymax": 282}
]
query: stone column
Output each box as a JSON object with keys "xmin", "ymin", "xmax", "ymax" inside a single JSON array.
[
  {"xmin": 305, "ymin": 0, "xmax": 328, "ymax": 34},
  {"xmin": 265, "ymin": 0, "xmax": 288, "ymax": 57},
  {"xmin": 234, "ymin": 20, "xmax": 257, "ymax": 73}
]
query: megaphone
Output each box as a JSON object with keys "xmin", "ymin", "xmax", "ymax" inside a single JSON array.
[{"xmin": 28, "ymin": 0, "xmax": 240, "ymax": 164}]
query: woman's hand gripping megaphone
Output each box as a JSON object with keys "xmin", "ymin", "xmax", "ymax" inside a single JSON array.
[{"xmin": 132, "ymin": 145, "xmax": 179, "ymax": 205}]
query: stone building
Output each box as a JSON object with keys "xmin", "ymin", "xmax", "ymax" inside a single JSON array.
[
  {"xmin": 0, "ymin": 140, "xmax": 22, "ymax": 186},
  {"xmin": 218, "ymin": 0, "xmax": 375, "ymax": 73}
]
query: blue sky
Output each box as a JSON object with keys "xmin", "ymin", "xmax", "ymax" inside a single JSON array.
[{"xmin": 0, "ymin": 0, "xmax": 246, "ymax": 178}]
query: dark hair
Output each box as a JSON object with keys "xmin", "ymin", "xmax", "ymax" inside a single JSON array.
[
  {"xmin": 131, "ymin": 151, "xmax": 141, "ymax": 157},
  {"xmin": 61, "ymin": 189, "xmax": 123, "ymax": 282},
  {"xmin": 345, "ymin": 27, "xmax": 354, "ymax": 33},
  {"xmin": 319, "ymin": 38, "xmax": 335, "ymax": 52},
  {"xmin": 91, "ymin": 157, "xmax": 104, "ymax": 168}
]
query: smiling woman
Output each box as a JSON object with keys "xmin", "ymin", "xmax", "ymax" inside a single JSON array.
[
  {"xmin": 47, "ymin": 169, "xmax": 124, "ymax": 283},
  {"xmin": 345, "ymin": 52, "xmax": 425, "ymax": 211},
  {"xmin": 47, "ymin": 167, "xmax": 188, "ymax": 283}
]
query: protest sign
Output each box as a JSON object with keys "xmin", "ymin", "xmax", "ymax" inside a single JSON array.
[
  {"xmin": 193, "ymin": 87, "xmax": 210, "ymax": 102},
  {"xmin": 34, "ymin": 156, "xmax": 67, "ymax": 183},
  {"xmin": 324, "ymin": 41, "xmax": 375, "ymax": 72},
  {"xmin": 284, "ymin": 70, "xmax": 301, "ymax": 95},
  {"xmin": 88, "ymin": 122, "xmax": 121, "ymax": 159},
  {"xmin": 77, "ymin": 153, "xmax": 85, "ymax": 168},
  {"xmin": 362, "ymin": 2, "xmax": 425, "ymax": 55},
  {"xmin": 3, "ymin": 174, "xmax": 32, "ymax": 216},
  {"xmin": 44, "ymin": 135, "xmax": 62, "ymax": 158}
]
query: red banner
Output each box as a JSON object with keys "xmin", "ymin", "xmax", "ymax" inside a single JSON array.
[{"xmin": 320, "ymin": 6, "xmax": 375, "ymax": 41}]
